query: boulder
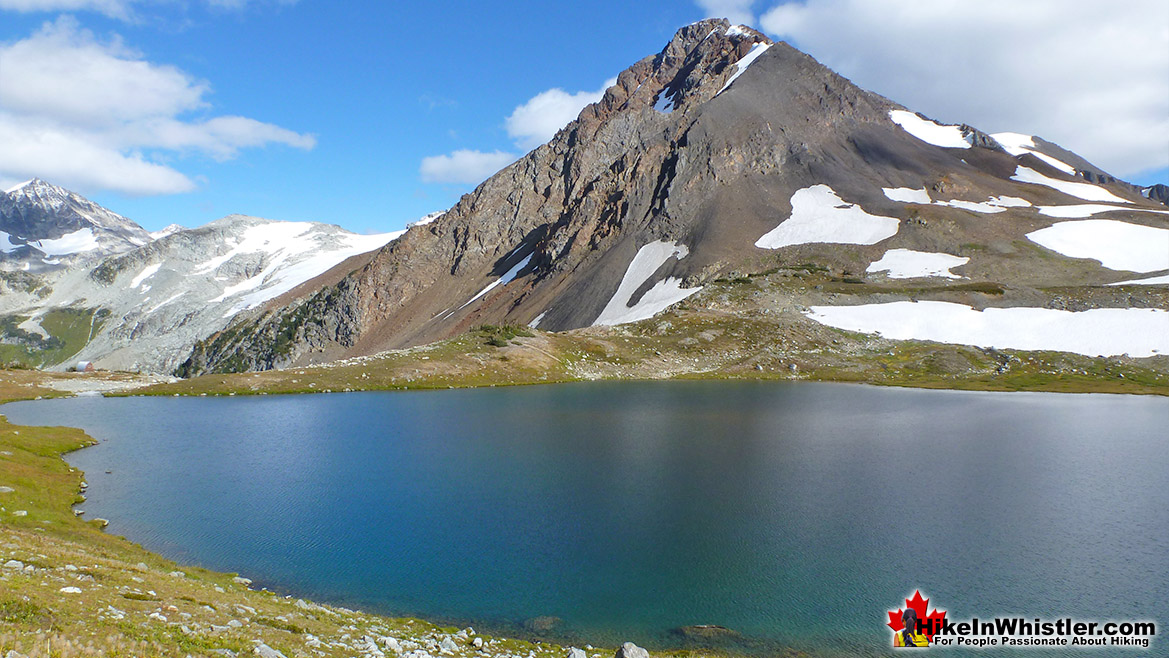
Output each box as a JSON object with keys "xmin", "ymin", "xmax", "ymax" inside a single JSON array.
[{"xmin": 614, "ymin": 643, "xmax": 648, "ymax": 658}]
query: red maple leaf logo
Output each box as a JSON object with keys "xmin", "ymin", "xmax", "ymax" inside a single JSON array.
[{"xmin": 887, "ymin": 590, "xmax": 947, "ymax": 641}]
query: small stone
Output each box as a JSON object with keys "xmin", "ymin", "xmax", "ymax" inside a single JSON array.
[
  {"xmin": 59, "ymin": 586, "xmax": 82, "ymax": 594},
  {"xmin": 227, "ymin": 619, "xmax": 243, "ymax": 628},
  {"xmin": 12, "ymin": 510, "xmax": 26, "ymax": 517},
  {"xmin": 382, "ymin": 637, "xmax": 402, "ymax": 654},
  {"xmin": 169, "ymin": 570, "xmax": 186, "ymax": 578},
  {"xmin": 233, "ymin": 576, "xmax": 253, "ymax": 586},
  {"xmin": 148, "ymin": 612, "xmax": 167, "ymax": 622},
  {"xmin": 568, "ymin": 648, "xmax": 585, "ymax": 658},
  {"xmin": 614, "ymin": 643, "xmax": 648, "ymax": 658},
  {"xmin": 3, "ymin": 560, "xmax": 22, "ymax": 570},
  {"xmin": 440, "ymin": 637, "xmax": 458, "ymax": 654},
  {"xmin": 0, "ymin": 486, "xmax": 14, "ymax": 494},
  {"xmin": 253, "ymin": 643, "xmax": 288, "ymax": 658}
]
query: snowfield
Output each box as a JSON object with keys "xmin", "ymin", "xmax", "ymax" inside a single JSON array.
[
  {"xmin": 594, "ymin": 240, "xmax": 702, "ymax": 326},
  {"xmin": 805, "ymin": 301, "xmax": 1169, "ymax": 357},
  {"xmin": 756, "ymin": 185, "xmax": 899, "ymax": 249},
  {"xmin": 31, "ymin": 228, "xmax": 100, "ymax": 256},
  {"xmin": 1011, "ymin": 166, "xmax": 1129, "ymax": 203},
  {"xmin": 1026, "ymin": 220, "xmax": 1169, "ymax": 273},
  {"xmin": 866, "ymin": 249, "xmax": 969, "ymax": 279},
  {"xmin": 882, "ymin": 187, "xmax": 1032, "ymax": 213},
  {"xmin": 889, "ymin": 110, "xmax": 971, "ymax": 149}
]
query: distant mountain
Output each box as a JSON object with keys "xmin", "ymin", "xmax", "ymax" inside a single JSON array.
[
  {"xmin": 0, "ymin": 183, "xmax": 402, "ymax": 372},
  {"xmin": 182, "ymin": 19, "xmax": 1168, "ymax": 376},
  {"xmin": 1, "ymin": 179, "xmax": 151, "ymax": 271}
]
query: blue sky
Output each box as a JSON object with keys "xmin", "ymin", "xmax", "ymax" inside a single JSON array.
[{"xmin": 1, "ymin": 0, "xmax": 1165, "ymax": 234}]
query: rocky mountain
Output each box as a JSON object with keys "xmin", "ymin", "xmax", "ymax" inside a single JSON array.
[
  {"xmin": 1, "ymin": 179, "xmax": 151, "ymax": 272},
  {"xmin": 0, "ymin": 184, "xmax": 403, "ymax": 372},
  {"xmin": 179, "ymin": 18, "xmax": 1168, "ymax": 376}
]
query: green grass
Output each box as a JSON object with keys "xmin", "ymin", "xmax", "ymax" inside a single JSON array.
[{"xmin": 0, "ymin": 308, "xmax": 104, "ymax": 369}]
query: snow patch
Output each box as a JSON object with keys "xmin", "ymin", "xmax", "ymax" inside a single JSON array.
[
  {"xmin": 991, "ymin": 133, "xmax": 1076, "ymax": 174},
  {"xmin": 865, "ymin": 249, "xmax": 969, "ymax": 279},
  {"xmin": 718, "ymin": 42, "xmax": 771, "ymax": 94},
  {"xmin": 882, "ymin": 187, "xmax": 932, "ymax": 204},
  {"xmin": 407, "ymin": 211, "xmax": 445, "ymax": 228},
  {"xmin": 805, "ymin": 301, "xmax": 1168, "ymax": 357},
  {"xmin": 0, "ymin": 231, "xmax": 20, "ymax": 253},
  {"xmin": 889, "ymin": 110, "xmax": 971, "ymax": 149},
  {"xmin": 593, "ymin": 241, "xmax": 701, "ymax": 326},
  {"xmin": 1026, "ymin": 220, "xmax": 1169, "ymax": 272},
  {"xmin": 1037, "ymin": 204, "xmax": 1169, "ymax": 219},
  {"xmin": 653, "ymin": 90, "xmax": 676, "ymax": 114},
  {"xmin": 459, "ymin": 253, "xmax": 534, "ymax": 310},
  {"xmin": 988, "ymin": 196, "xmax": 1031, "ymax": 208},
  {"xmin": 130, "ymin": 263, "xmax": 162, "ymax": 289},
  {"xmin": 755, "ymin": 185, "xmax": 900, "ymax": 249},
  {"xmin": 529, "ymin": 312, "xmax": 547, "ymax": 329},
  {"xmin": 30, "ymin": 228, "xmax": 99, "ymax": 256},
  {"xmin": 935, "ymin": 199, "xmax": 1006, "ymax": 214},
  {"xmin": 17, "ymin": 315, "xmax": 48, "ymax": 339},
  {"xmin": 726, "ymin": 25, "xmax": 749, "ymax": 37},
  {"xmin": 1011, "ymin": 166, "xmax": 1129, "ymax": 203},
  {"xmin": 1110, "ymin": 274, "xmax": 1169, "ymax": 286},
  {"xmin": 149, "ymin": 224, "xmax": 185, "ymax": 240}
]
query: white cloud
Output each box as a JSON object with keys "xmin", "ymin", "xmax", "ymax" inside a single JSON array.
[
  {"xmin": 419, "ymin": 150, "xmax": 517, "ymax": 185},
  {"xmin": 505, "ymin": 77, "xmax": 618, "ymax": 151},
  {"xmin": 422, "ymin": 77, "xmax": 616, "ymax": 187},
  {"xmin": 758, "ymin": 0, "xmax": 1169, "ymax": 178},
  {"xmin": 695, "ymin": 0, "xmax": 757, "ymax": 27},
  {"xmin": 0, "ymin": 17, "xmax": 315, "ymax": 196}
]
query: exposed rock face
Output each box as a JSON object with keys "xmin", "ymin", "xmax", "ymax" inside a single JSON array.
[{"xmin": 181, "ymin": 19, "xmax": 1164, "ymax": 375}]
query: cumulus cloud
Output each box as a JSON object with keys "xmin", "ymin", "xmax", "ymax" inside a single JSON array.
[
  {"xmin": 422, "ymin": 77, "xmax": 617, "ymax": 187},
  {"xmin": 758, "ymin": 0, "xmax": 1168, "ymax": 178},
  {"xmin": 695, "ymin": 0, "xmax": 757, "ymax": 27},
  {"xmin": 419, "ymin": 150, "xmax": 517, "ymax": 185},
  {"xmin": 505, "ymin": 77, "xmax": 618, "ymax": 151},
  {"xmin": 0, "ymin": 17, "xmax": 315, "ymax": 196}
]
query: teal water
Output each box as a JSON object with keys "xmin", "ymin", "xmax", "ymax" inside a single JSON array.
[{"xmin": 4, "ymin": 382, "xmax": 1166, "ymax": 657}]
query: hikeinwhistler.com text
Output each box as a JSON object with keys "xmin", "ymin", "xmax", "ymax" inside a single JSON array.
[{"xmin": 919, "ymin": 617, "xmax": 1156, "ymax": 649}]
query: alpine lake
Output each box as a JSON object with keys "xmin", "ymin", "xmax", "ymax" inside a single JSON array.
[{"xmin": 5, "ymin": 381, "xmax": 1166, "ymax": 657}]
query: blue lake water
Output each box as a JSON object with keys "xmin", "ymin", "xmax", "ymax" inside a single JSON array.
[{"xmin": 4, "ymin": 382, "xmax": 1167, "ymax": 657}]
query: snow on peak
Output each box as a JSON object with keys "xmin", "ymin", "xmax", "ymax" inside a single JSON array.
[
  {"xmin": 726, "ymin": 25, "xmax": 750, "ymax": 37},
  {"xmin": 717, "ymin": 41, "xmax": 772, "ymax": 95},
  {"xmin": 150, "ymin": 224, "xmax": 186, "ymax": 240},
  {"xmin": 992, "ymin": 133, "xmax": 1076, "ymax": 174},
  {"xmin": 4, "ymin": 179, "xmax": 34, "ymax": 195},
  {"xmin": 407, "ymin": 211, "xmax": 445, "ymax": 229},
  {"xmin": 889, "ymin": 110, "xmax": 972, "ymax": 149}
]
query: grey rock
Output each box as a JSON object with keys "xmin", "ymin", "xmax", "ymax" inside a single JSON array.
[
  {"xmin": 614, "ymin": 643, "xmax": 649, "ymax": 658},
  {"xmin": 568, "ymin": 648, "xmax": 586, "ymax": 658},
  {"xmin": 253, "ymin": 643, "xmax": 287, "ymax": 658}
]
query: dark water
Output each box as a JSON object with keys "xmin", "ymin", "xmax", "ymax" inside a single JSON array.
[{"xmin": 4, "ymin": 382, "xmax": 1167, "ymax": 657}]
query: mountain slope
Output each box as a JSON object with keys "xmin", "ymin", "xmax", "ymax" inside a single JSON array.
[
  {"xmin": 0, "ymin": 183, "xmax": 403, "ymax": 372},
  {"xmin": 182, "ymin": 19, "xmax": 1169, "ymax": 376}
]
